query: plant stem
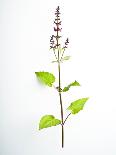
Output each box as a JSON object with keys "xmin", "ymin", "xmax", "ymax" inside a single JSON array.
[
  {"xmin": 58, "ymin": 61, "xmax": 64, "ymax": 148},
  {"xmin": 58, "ymin": 46, "xmax": 64, "ymax": 147},
  {"xmin": 60, "ymin": 48, "xmax": 65, "ymax": 61},
  {"xmin": 63, "ymin": 113, "xmax": 71, "ymax": 125},
  {"xmin": 53, "ymin": 48, "xmax": 58, "ymax": 61},
  {"xmin": 56, "ymin": 16, "xmax": 64, "ymax": 148}
]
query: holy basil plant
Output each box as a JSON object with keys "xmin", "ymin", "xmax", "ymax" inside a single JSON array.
[{"xmin": 35, "ymin": 6, "xmax": 89, "ymax": 148}]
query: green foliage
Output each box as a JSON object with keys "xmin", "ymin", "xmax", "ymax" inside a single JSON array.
[
  {"xmin": 63, "ymin": 80, "xmax": 80, "ymax": 92},
  {"xmin": 67, "ymin": 98, "xmax": 89, "ymax": 114},
  {"xmin": 52, "ymin": 56, "xmax": 70, "ymax": 63},
  {"xmin": 51, "ymin": 60, "xmax": 58, "ymax": 63},
  {"xmin": 35, "ymin": 71, "xmax": 55, "ymax": 87},
  {"xmin": 35, "ymin": 6, "xmax": 90, "ymax": 148},
  {"xmin": 62, "ymin": 56, "xmax": 71, "ymax": 61},
  {"xmin": 39, "ymin": 115, "xmax": 61, "ymax": 130}
]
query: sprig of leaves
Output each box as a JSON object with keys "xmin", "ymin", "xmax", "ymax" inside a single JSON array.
[{"xmin": 35, "ymin": 6, "xmax": 90, "ymax": 148}]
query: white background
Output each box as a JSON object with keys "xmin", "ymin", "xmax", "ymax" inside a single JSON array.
[{"xmin": 0, "ymin": 0, "xmax": 116, "ymax": 155}]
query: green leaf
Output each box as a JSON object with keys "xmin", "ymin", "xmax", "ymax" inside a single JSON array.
[
  {"xmin": 63, "ymin": 80, "xmax": 80, "ymax": 92},
  {"xmin": 61, "ymin": 56, "xmax": 70, "ymax": 62},
  {"xmin": 62, "ymin": 56, "xmax": 71, "ymax": 61},
  {"xmin": 39, "ymin": 115, "xmax": 61, "ymax": 130},
  {"xmin": 67, "ymin": 98, "xmax": 89, "ymax": 114},
  {"xmin": 35, "ymin": 71, "xmax": 55, "ymax": 87},
  {"xmin": 51, "ymin": 60, "xmax": 58, "ymax": 63}
]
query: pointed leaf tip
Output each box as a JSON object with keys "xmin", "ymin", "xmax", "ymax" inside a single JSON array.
[
  {"xmin": 67, "ymin": 97, "xmax": 89, "ymax": 114},
  {"xmin": 63, "ymin": 80, "xmax": 80, "ymax": 92}
]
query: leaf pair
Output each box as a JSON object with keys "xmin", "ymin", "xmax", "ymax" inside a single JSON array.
[
  {"xmin": 39, "ymin": 97, "xmax": 89, "ymax": 130},
  {"xmin": 52, "ymin": 56, "xmax": 71, "ymax": 63},
  {"xmin": 35, "ymin": 71, "xmax": 80, "ymax": 92}
]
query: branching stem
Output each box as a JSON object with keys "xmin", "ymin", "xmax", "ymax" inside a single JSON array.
[{"xmin": 63, "ymin": 113, "xmax": 71, "ymax": 125}]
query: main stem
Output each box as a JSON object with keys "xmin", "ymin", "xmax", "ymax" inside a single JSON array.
[
  {"xmin": 54, "ymin": 12, "xmax": 64, "ymax": 147},
  {"xmin": 58, "ymin": 61, "xmax": 64, "ymax": 148},
  {"xmin": 56, "ymin": 23, "xmax": 64, "ymax": 148}
]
